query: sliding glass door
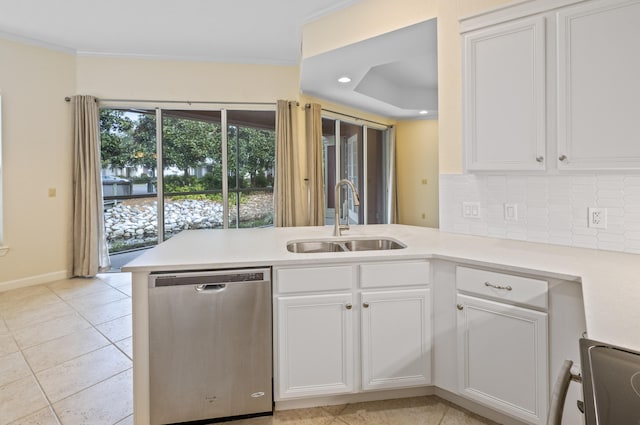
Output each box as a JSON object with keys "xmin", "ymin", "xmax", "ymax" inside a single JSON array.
[
  {"xmin": 100, "ymin": 107, "xmax": 275, "ymax": 255},
  {"xmin": 227, "ymin": 111, "xmax": 275, "ymax": 228},
  {"xmin": 322, "ymin": 117, "xmax": 390, "ymax": 226}
]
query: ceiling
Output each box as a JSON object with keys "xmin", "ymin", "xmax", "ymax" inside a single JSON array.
[
  {"xmin": 301, "ymin": 19, "xmax": 438, "ymax": 120},
  {"xmin": 0, "ymin": 0, "xmax": 438, "ymax": 120},
  {"xmin": 0, "ymin": 0, "xmax": 360, "ymax": 64}
]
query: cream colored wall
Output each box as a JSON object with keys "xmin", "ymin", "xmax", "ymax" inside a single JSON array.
[
  {"xmin": 0, "ymin": 0, "xmax": 516, "ymax": 286},
  {"xmin": 300, "ymin": 94, "xmax": 395, "ymax": 127},
  {"xmin": 437, "ymin": 0, "xmax": 514, "ymax": 174},
  {"xmin": 75, "ymin": 56, "xmax": 300, "ymax": 102},
  {"xmin": 396, "ymin": 120, "xmax": 439, "ymax": 227},
  {"xmin": 301, "ymin": 0, "xmax": 515, "ymax": 222},
  {"xmin": 302, "ymin": 0, "xmax": 438, "ymax": 58},
  {"xmin": 0, "ymin": 39, "xmax": 76, "ymax": 286}
]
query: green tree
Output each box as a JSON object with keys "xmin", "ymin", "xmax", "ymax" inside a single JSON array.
[
  {"xmin": 99, "ymin": 110, "xmax": 134, "ymax": 169},
  {"xmin": 131, "ymin": 113, "xmax": 158, "ymax": 172},
  {"xmin": 162, "ymin": 117, "xmax": 221, "ymax": 178},
  {"xmin": 237, "ymin": 127, "xmax": 275, "ymax": 187}
]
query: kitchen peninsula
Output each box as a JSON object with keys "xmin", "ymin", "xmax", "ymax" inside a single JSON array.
[{"xmin": 123, "ymin": 224, "xmax": 640, "ymax": 425}]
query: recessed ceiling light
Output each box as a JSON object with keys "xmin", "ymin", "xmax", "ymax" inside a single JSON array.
[
  {"xmin": 337, "ymin": 76, "xmax": 352, "ymax": 84},
  {"xmin": 419, "ymin": 110, "xmax": 429, "ymax": 115}
]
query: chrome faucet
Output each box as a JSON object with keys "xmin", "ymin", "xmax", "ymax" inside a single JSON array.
[{"xmin": 333, "ymin": 179, "xmax": 361, "ymax": 237}]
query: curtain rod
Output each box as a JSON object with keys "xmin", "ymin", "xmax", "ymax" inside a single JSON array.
[
  {"xmin": 307, "ymin": 104, "xmax": 391, "ymax": 127},
  {"xmin": 64, "ymin": 97, "xmax": 277, "ymax": 106}
]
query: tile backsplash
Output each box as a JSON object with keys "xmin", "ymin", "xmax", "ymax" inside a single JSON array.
[{"xmin": 439, "ymin": 173, "xmax": 640, "ymax": 254}]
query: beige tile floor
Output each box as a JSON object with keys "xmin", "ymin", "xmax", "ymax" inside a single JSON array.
[{"xmin": 0, "ymin": 273, "xmax": 497, "ymax": 425}]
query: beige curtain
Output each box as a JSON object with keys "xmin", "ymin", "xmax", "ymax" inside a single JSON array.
[
  {"xmin": 387, "ymin": 126, "xmax": 399, "ymax": 223},
  {"xmin": 72, "ymin": 95, "xmax": 110, "ymax": 276},
  {"xmin": 305, "ymin": 103, "xmax": 325, "ymax": 226},
  {"xmin": 274, "ymin": 100, "xmax": 306, "ymax": 227}
]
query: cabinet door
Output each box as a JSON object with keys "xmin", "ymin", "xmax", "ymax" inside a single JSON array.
[
  {"xmin": 361, "ymin": 289, "xmax": 431, "ymax": 390},
  {"xmin": 457, "ymin": 294, "xmax": 548, "ymax": 425},
  {"xmin": 557, "ymin": 0, "xmax": 640, "ymax": 170},
  {"xmin": 276, "ymin": 293, "xmax": 354, "ymax": 399},
  {"xmin": 463, "ymin": 16, "xmax": 546, "ymax": 171}
]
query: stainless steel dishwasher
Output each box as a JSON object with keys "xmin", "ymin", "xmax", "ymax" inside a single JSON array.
[{"xmin": 148, "ymin": 268, "xmax": 272, "ymax": 425}]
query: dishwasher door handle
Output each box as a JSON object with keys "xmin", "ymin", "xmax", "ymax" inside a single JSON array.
[{"xmin": 195, "ymin": 284, "xmax": 227, "ymax": 292}]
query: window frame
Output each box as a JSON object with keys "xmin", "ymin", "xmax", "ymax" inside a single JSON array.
[
  {"xmin": 322, "ymin": 113, "xmax": 391, "ymax": 225},
  {"xmin": 99, "ymin": 103, "xmax": 276, "ymax": 253}
]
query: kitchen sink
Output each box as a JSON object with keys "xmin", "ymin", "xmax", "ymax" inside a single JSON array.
[
  {"xmin": 286, "ymin": 240, "xmax": 347, "ymax": 253},
  {"xmin": 344, "ymin": 238, "xmax": 405, "ymax": 251},
  {"xmin": 286, "ymin": 238, "xmax": 406, "ymax": 253}
]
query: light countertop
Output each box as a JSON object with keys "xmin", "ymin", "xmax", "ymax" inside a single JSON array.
[{"xmin": 123, "ymin": 224, "xmax": 640, "ymax": 351}]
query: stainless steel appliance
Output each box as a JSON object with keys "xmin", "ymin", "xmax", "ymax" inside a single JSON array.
[
  {"xmin": 148, "ymin": 268, "xmax": 272, "ymax": 425},
  {"xmin": 580, "ymin": 338, "xmax": 640, "ymax": 425}
]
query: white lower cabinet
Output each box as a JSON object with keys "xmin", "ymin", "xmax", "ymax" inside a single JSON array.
[
  {"xmin": 274, "ymin": 261, "xmax": 431, "ymax": 400},
  {"xmin": 361, "ymin": 289, "xmax": 431, "ymax": 390},
  {"xmin": 276, "ymin": 293, "xmax": 354, "ymax": 398},
  {"xmin": 456, "ymin": 294, "xmax": 548, "ymax": 425}
]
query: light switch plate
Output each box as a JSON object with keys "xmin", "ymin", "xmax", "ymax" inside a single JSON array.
[
  {"xmin": 504, "ymin": 203, "xmax": 518, "ymax": 221},
  {"xmin": 462, "ymin": 202, "xmax": 481, "ymax": 218}
]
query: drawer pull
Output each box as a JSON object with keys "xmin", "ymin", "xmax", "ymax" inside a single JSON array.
[
  {"xmin": 484, "ymin": 281, "xmax": 513, "ymax": 291},
  {"xmin": 363, "ymin": 302, "xmax": 370, "ymax": 308},
  {"xmin": 345, "ymin": 303, "xmax": 353, "ymax": 310},
  {"xmin": 457, "ymin": 304, "xmax": 464, "ymax": 311}
]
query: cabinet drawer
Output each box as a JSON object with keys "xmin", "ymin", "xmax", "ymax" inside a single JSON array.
[
  {"xmin": 275, "ymin": 265, "xmax": 353, "ymax": 293},
  {"xmin": 359, "ymin": 261, "xmax": 430, "ymax": 288},
  {"xmin": 456, "ymin": 266, "xmax": 547, "ymax": 310}
]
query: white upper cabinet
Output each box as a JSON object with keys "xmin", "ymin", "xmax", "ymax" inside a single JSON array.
[
  {"xmin": 556, "ymin": 0, "xmax": 640, "ymax": 170},
  {"xmin": 463, "ymin": 16, "xmax": 547, "ymax": 171},
  {"xmin": 462, "ymin": 0, "xmax": 640, "ymax": 172}
]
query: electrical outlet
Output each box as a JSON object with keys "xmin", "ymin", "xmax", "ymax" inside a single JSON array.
[
  {"xmin": 462, "ymin": 202, "xmax": 481, "ymax": 218},
  {"xmin": 588, "ymin": 207, "xmax": 607, "ymax": 229},
  {"xmin": 504, "ymin": 203, "xmax": 518, "ymax": 221}
]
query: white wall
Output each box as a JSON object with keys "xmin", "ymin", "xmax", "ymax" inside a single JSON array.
[
  {"xmin": 0, "ymin": 38, "xmax": 76, "ymax": 287},
  {"xmin": 440, "ymin": 173, "xmax": 640, "ymax": 254}
]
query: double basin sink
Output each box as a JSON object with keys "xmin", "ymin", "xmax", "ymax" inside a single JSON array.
[{"xmin": 287, "ymin": 237, "xmax": 406, "ymax": 253}]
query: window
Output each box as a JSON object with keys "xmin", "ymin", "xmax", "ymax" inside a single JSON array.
[
  {"xmin": 322, "ymin": 116, "xmax": 390, "ymax": 225},
  {"xmin": 99, "ymin": 107, "xmax": 275, "ymax": 255}
]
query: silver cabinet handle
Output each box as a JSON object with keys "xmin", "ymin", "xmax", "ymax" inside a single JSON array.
[
  {"xmin": 457, "ymin": 304, "xmax": 464, "ymax": 311},
  {"xmin": 363, "ymin": 302, "xmax": 370, "ymax": 308},
  {"xmin": 536, "ymin": 156, "xmax": 544, "ymax": 162},
  {"xmin": 345, "ymin": 303, "xmax": 353, "ymax": 310},
  {"xmin": 559, "ymin": 155, "xmax": 567, "ymax": 161},
  {"xmin": 484, "ymin": 281, "xmax": 512, "ymax": 291}
]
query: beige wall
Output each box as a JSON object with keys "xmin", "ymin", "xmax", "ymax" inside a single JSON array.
[
  {"xmin": 437, "ymin": 0, "xmax": 514, "ymax": 174},
  {"xmin": 302, "ymin": 0, "xmax": 514, "ymax": 174},
  {"xmin": 302, "ymin": 0, "xmax": 514, "ymax": 220},
  {"xmin": 76, "ymin": 56, "xmax": 300, "ymax": 103},
  {"xmin": 396, "ymin": 120, "xmax": 439, "ymax": 227},
  {"xmin": 0, "ymin": 39, "xmax": 76, "ymax": 286},
  {"xmin": 0, "ymin": 0, "xmax": 515, "ymax": 286}
]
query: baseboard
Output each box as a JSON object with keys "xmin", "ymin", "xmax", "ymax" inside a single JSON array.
[
  {"xmin": 434, "ymin": 387, "xmax": 528, "ymax": 425},
  {"xmin": 275, "ymin": 386, "xmax": 528, "ymax": 425},
  {"xmin": 0, "ymin": 270, "xmax": 69, "ymax": 292},
  {"xmin": 275, "ymin": 386, "xmax": 433, "ymax": 411}
]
